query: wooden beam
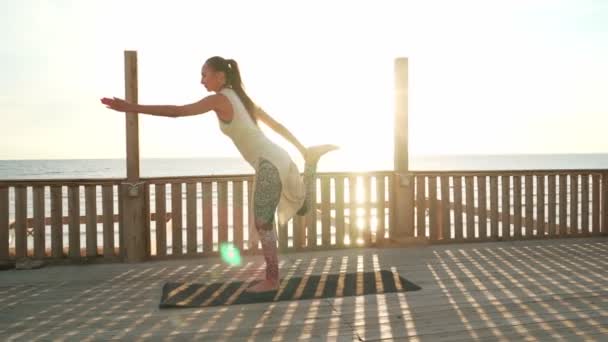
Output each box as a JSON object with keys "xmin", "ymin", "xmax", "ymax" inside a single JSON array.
[
  {"xmin": 122, "ymin": 50, "xmax": 147, "ymax": 262},
  {"xmin": 394, "ymin": 58, "xmax": 409, "ymax": 172},
  {"xmin": 392, "ymin": 57, "xmax": 416, "ymax": 242},
  {"xmin": 125, "ymin": 51, "xmax": 140, "ymax": 181}
]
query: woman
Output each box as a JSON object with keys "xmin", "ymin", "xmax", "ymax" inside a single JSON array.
[{"xmin": 101, "ymin": 56, "xmax": 337, "ymax": 292}]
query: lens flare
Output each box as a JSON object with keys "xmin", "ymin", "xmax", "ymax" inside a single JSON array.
[{"xmin": 220, "ymin": 242, "xmax": 242, "ymax": 266}]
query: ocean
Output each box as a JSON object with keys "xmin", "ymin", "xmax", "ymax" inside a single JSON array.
[
  {"xmin": 2, "ymin": 154, "xmax": 608, "ymax": 180},
  {"xmin": 0, "ymin": 157, "xmax": 254, "ymax": 180}
]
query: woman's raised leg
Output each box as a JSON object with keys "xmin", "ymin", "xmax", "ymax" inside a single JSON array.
[{"xmin": 297, "ymin": 144, "xmax": 339, "ymax": 216}]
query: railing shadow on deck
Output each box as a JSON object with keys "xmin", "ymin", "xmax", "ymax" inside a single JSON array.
[{"xmin": 1, "ymin": 239, "xmax": 606, "ymax": 340}]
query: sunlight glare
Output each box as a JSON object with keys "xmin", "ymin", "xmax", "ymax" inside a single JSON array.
[{"xmin": 344, "ymin": 236, "xmax": 351, "ymax": 246}]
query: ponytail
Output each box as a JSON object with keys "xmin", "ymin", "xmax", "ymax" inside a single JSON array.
[{"xmin": 205, "ymin": 56, "xmax": 258, "ymax": 124}]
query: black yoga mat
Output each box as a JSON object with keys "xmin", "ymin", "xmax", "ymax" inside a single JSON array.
[{"xmin": 159, "ymin": 270, "xmax": 421, "ymax": 308}]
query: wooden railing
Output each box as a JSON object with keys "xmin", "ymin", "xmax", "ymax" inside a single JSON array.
[
  {"xmin": 0, "ymin": 179, "xmax": 125, "ymax": 262},
  {"xmin": 141, "ymin": 171, "xmax": 394, "ymax": 259},
  {"xmin": 1, "ymin": 169, "xmax": 607, "ymax": 263},
  {"xmin": 412, "ymin": 170, "xmax": 608, "ymax": 242}
]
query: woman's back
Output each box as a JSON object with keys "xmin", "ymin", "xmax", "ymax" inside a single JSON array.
[{"xmin": 218, "ymin": 88, "xmax": 286, "ymax": 170}]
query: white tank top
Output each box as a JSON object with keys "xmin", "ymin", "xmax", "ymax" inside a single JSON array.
[{"xmin": 218, "ymin": 88, "xmax": 305, "ymax": 225}]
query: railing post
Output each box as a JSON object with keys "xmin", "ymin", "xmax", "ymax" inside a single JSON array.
[
  {"xmin": 0, "ymin": 186, "xmax": 8, "ymax": 264},
  {"xmin": 122, "ymin": 50, "xmax": 148, "ymax": 262},
  {"xmin": 392, "ymin": 57, "xmax": 416, "ymax": 243},
  {"xmin": 602, "ymin": 172, "xmax": 608, "ymax": 235}
]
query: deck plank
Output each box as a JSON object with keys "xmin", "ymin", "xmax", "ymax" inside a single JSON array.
[{"xmin": 0, "ymin": 237, "xmax": 606, "ymax": 341}]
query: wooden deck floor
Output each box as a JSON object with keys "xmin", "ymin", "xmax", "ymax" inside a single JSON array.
[{"xmin": 1, "ymin": 237, "xmax": 607, "ymax": 341}]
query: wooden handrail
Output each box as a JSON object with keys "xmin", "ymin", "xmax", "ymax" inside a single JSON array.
[
  {"xmin": 0, "ymin": 171, "xmax": 392, "ymax": 187},
  {"xmin": 1, "ymin": 169, "xmax": 604, "ymax": 187},
  {"xmin": 411, "ymin": 169, "xmax": 608, "ymax": 176},
  {"xmin": 0, "ymin": 179, "xmax": 123, "ymax": 187}
]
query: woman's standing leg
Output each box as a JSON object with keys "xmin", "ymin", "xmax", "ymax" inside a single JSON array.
[
  {"xmin": 247, "ymin": 159, "xmax": 282, "ymax": 293},
  {"xmin": 258, "ymin": 228, "xmax": 279, "ymax": 283}
]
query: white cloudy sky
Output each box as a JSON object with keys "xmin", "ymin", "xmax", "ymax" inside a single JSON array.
[{"xmin": 1, "ymin": 0, "xmax": 607, "ymax": 170}]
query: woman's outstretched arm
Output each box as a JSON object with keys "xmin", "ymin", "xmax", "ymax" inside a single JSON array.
[
  {"xmin": 255, "ymin": 107, "xmax": 308, "ymax": 157},
  {"xmin": 101, "ymin": 95, "xmax": 230, "ymax": 118}
]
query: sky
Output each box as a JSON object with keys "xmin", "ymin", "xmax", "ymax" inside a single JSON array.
[{"xmin": 1, "ymin": 0, "xmax": 607, "ymax": 170}]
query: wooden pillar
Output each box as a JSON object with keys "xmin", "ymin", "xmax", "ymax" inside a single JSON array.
[
  {"xmin": 122, "ymin": 50, "xmax": 147, "ymax": 262},
  {"xmin": 392, "ymin": 57, "xmax": 416, "ymax": 243}
]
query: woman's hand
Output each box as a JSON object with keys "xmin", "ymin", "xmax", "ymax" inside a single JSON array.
[{"xmin": 100, "ymin": 97, "xmax": 134, "ymax": 112}]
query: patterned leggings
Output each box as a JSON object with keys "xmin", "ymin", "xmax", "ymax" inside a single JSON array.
[
  {"xmin": 254, "ymin": 158, "xmax": 318, "ymax": 282},
  {"xmin": 254, "ymin": 159, "xmax": 282, "ymax": 282}
]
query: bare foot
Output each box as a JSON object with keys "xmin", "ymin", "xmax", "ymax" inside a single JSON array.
[
  {"xmin": 246, "ymin": 279, "xmax": 279, "ymax": 293},
  {"xmin": 305, "ymin": 144, "xmax": 339, "ymax": 164}
]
